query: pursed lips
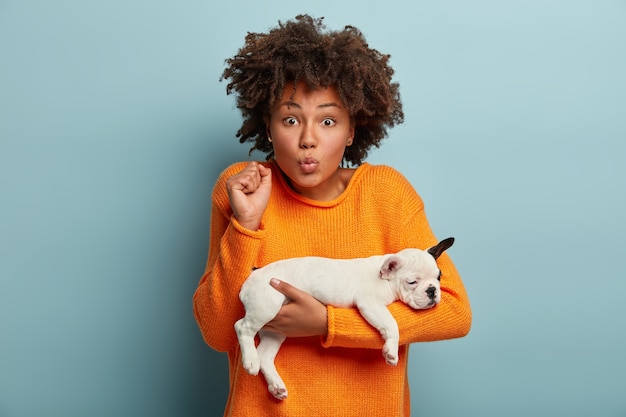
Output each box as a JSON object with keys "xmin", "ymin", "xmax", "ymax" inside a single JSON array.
[{"xmin": 299, "ymin": 157, "xmax": 319, "ymax": 173}]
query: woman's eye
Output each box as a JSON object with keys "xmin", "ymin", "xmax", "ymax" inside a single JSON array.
[
  {"xmin": 284, "ymin": 117, "xmax": 298, "ymax": 126},
  {"xmin": 321, "ymin": 118, "xmax": 336, "ymax": 127}
]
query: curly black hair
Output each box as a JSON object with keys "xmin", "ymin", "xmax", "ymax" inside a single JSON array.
[{"xmin": 221, "ymin": 14, "xmax": 404, "ymax": 166}]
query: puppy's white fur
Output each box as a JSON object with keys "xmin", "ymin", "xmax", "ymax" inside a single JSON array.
[{"xmin": 235, "ymin": 237, "xmax": 454, "ymax": 400}]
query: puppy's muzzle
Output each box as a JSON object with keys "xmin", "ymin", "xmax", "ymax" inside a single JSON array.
[{"xmin": 426, "ymin": 285, "xmax": 437, "ymax": 300}]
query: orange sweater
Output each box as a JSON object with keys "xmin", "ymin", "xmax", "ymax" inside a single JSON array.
[{"xmin": 193, "ymin": 161, "xmax": 471, "ymax": 417}]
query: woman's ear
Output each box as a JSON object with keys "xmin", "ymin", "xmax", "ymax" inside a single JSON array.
[
  {"xmin": 347, "ymin": 125, "xmax": 355, "ymax": 146},
  {"xmin": 264, "ymin": 116, "xmax": 271, "ymax": 141}
]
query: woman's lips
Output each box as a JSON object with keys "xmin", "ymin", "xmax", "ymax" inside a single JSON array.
[{"xmin": 299, "ymin": 157, "xmax": 318, "ymax": 173}]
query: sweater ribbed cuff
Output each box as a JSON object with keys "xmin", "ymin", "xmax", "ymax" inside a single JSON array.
[
  {"xmin": 321, "ymin": 305, "xmax": 336, "ymax": 348},
  {"xmin": 229, "ymin": 215, "xmax": 266, "ymax": 237},
  {"xmin": 321, "ymin": 305, "xmax": 382, "ymax": 350}
]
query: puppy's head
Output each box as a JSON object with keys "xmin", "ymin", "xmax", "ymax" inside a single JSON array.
[{"xmin": 379, "ymin": 237, "xmax": 455, "ymax": 309}]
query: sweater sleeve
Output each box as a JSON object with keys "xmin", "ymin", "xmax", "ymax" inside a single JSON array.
[
  {"xmin": 322, "ymin": 174, "xmax": 472, "ymax": 349},
  {"xmin": 192, "ymin": 164, "xmax": 266, "ymax": 352}
]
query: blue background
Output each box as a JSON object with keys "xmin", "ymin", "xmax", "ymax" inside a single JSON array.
[{"xmin": 1, "ymin": 1, "xmax": 625, "ymax": 416}]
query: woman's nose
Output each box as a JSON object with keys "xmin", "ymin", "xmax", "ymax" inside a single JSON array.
[{"xmin": 299, "ymin": 127, "xmax": 316, "ymax": 149}]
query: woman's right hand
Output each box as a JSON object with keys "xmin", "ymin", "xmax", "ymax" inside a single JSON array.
[{"xmin": 225, "ymin": 162, "xmax": 272, "ymax": 231}]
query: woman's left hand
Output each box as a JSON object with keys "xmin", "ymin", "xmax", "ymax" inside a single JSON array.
[{"xmin": 262, "ymin": 279, "xmax": 328, "ymax": 337}]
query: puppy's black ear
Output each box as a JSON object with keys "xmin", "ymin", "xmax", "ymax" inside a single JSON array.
[{"xmin": 427, "ymin": 237, "xmax": 455, "ymax": 260}]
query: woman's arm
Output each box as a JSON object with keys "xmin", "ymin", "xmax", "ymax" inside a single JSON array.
[
  {"xmin": 193, "ymin": 211, "xmax": 265, "ymax": 352},
  {"xmin": 192, "ymin": 162, "xmax": 271, "ymax": 352}
]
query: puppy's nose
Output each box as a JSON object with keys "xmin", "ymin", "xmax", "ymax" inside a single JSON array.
[{"xmin": 426, "ymin": 286, "xmax": 436, "ymax": 300}]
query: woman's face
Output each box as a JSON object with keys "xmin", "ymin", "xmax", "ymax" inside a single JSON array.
[{"xmin": 267, "ymin": 81, "xmax": 355, "ymax": 201}]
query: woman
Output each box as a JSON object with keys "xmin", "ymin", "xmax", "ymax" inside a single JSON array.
[{"xmin": 193, "ymin": 14, "xmax": 471, "ymax": 417}]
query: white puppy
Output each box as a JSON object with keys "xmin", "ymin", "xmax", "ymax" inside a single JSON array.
[{"xmin": 235, "ymin": 237, "xmax": 454, "ymax": 400}]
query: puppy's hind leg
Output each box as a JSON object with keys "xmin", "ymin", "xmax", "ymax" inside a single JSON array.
[
  {"xmin": 234, "ymin": 316, "xmax": 264, "ymax": 376},
  {"xmin": 257, "ymin": 330, "xmax": 288, "ymax": 400},
  {"xmin": 235, "ymin": 289, "xmax": 284, "ymax": 376}
]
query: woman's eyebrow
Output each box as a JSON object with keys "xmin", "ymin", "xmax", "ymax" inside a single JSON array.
[
  {"xmin": 279, "ymin": 101, "xmax": 342, "ymax": 109},
  {"xmin": 279, "ymin": 101, "xmax": 301, "ymax": 109},
  {"xmin": 318, "ymin": 102, "xmax": 341, "ymax": 109}
]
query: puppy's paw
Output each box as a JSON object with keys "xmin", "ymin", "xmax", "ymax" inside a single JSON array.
[
  {"xmin": 385, "ymin": 354, "xmax": 398, "ymax": 366},
  {"xmin": 382, "ymin": 338, "xmax": 399, "ymax": 366},
  {"xmin": 269, "ymin": 384, "xmax": 288, "ymax": 400},
  {"xmin": 242, "ymin": 357, "xmax": 261, "ymax": 376},
  {"xmin": 383, "ymin": 346, "xmax": 398, "ymax": 366}
]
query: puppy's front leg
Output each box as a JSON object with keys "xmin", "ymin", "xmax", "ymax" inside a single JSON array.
[{"xmin": 356, "ymin": 301, "xmax": 400, "ymax": 366}]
